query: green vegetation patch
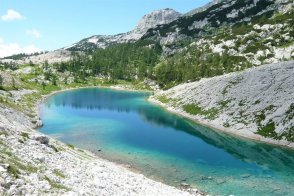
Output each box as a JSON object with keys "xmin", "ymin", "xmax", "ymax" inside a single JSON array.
[
  {"xmin": 53, "ymin": 169, "xmax": 66, "ymax": 178},
  {"xmin": 280, "ymin": 126, "xmax": 294, "ymax": 142},
  {"xmin": 7, "ymin": 164, "xmax": 21, "ymax": 178},
  {"xmin": 0, "ymin": 130, "xmax": 8, "ymax": 137},
  {"xmin": 66, "ymin": 144, "xmax": 75, "ymax": 149},
  {"xmin": 157, "ymin": 95, "xmax": 174, "ymax": 104},
  {"xmin": 44, "ymin": 175, "xmax": 70, "ymax": 190},
  {"xmin": 256, "ymin": 121, "xmax": 277, "ymax": 138},
  {"xmin": 283, "ymin": 103, "xmax": 294, "ymax": 124},
  {"xmin": 218, "ymin": 99, "xmax": 231, "ymax": 109},
  {"xmin": 5, "ymin": 156, "xmax": 38, "ymax": 178},
  {"xmin": 183, "ymin": 103, "xmax": 219, "ymax": 120},
  {"xmin": 21, "ymin": 132, "xmax": 29, "ymax": 139},
  {"xmin": 255, "ymin": 105, "xmax": 276, "ymax": 126}
]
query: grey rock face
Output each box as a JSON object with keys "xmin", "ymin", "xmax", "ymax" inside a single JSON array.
[
  {"xmin": 35, "ymin": 136, "xmax": 49, "ymax": 145},
  {"xmin": 153, "ymin": 60, "xmax": 294, "ymax": 146},
  {"xmin": 133, "ymin": 8, "xmax": 182, "ymax": 39}
]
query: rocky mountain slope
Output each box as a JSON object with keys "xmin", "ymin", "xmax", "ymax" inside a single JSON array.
[
  {"xmin": 64, "ymin": 8, "xmax": 181, "ymax": 52},
  {"xmin": 0, "ymin": 101, "xmax": 200, "ymax": 195},
  {"xmin": 1, "ymin": 0, "xmax": 293, "ymax": 66},
  {"xmin": 144, "ymin": 0, "xmax": 293, "ymax": 43},
  {"xmin": 151, "ymin": 60, "xmax": 294, "ymax": 147}
]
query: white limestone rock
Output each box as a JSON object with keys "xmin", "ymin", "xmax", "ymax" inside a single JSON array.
[
  {"xmin": 0, "ymin": 103, "xmax": 199, "ymax": 195},
  {"xmin": 153, "ymin": 60, "xmax": 294, "ymax": 147}
]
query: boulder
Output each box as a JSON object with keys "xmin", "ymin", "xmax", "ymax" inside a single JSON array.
[{"xmin": 35, "ymin": 136, "xmax": 49, "ymax": 145}]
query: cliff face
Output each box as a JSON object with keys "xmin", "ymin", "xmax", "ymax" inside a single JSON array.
[
  {"xmin": 133, "ymin": 8, "xmax": 182, "ymax": 39},
  {"xmin": 152, "ymin": 60, "xmax": 294, "ymax": 147}
]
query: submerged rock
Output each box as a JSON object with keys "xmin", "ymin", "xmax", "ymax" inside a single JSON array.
[
  {"xmin": 241, "ymin": 174, "xmax": 251, "ymax": 178},
  {"xmin": 201, "ymin": 176, "xmax": 213, "ymax": 180},
  {"xmin": 216, "ymin": 179, "xmax": 226, "ymax": 184},
  {"xmin": 180, "ymin": 182, "xmax": 190, "ymax": 187}
]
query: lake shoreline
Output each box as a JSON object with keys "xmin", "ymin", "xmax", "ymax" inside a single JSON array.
[
  {"xmin": 35, "ymin": 85, "xmax": 203, "ymax": 195},
  {"xmin": 35, "ymin": 85, "xmax": 294, "ymax": 195},
  {"xmin": 0, "ymin": 102, "xmax": 202, "ymax": 195},
  {"xmin": 148, "ymin": 96, "xmax": 294, "ymax": 150},
  {"xmin": 38, "ymin": 85, "xmax": 294, "ymax": 151}
]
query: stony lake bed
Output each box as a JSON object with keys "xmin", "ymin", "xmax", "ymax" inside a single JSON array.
[{"xmin": 39, "ymin": 88, "xmax": 294, "ymax": 196}]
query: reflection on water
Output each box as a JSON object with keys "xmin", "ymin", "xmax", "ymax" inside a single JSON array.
[{"xmin": 40, "ymin": 88, "xmax": 294, "ymax": 195}]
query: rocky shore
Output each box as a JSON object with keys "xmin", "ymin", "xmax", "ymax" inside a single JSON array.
[
  {"xmin": 150, "ymin": 61, "xmax": 294, "ymax": 149},
  {"xmin": 0, "ymin": 98, "xmax": 203, "ymax": 195}
]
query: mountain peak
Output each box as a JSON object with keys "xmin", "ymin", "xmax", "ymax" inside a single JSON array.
[
  {"xmin": 132, "ymin": 8, "xmax": 182, "ymax": 39},
  {"xmin": 64, "ymin": 8, "xmax": 181, "ymax": 51}
]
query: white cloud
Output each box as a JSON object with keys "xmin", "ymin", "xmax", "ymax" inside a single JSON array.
[
  {"xmin": 0, "ymin": 37, "xmax": 3, "ymax": 43},
  {"xmin": 26, "ymin": 29, "xmax": 41, "ymax": 38},
  {"xmin": 1, "ymin": 9, "xmax": 25, "ymax": 21},
  {"xmin": 0, "ymin": 41, "xmax": 42, "ymax": 58}
]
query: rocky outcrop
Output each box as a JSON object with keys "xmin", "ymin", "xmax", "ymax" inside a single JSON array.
[
  {"xmin": 0, "ymin": 103, "xmax": 200, "ymax": 195},
  {"xmin": 151, "ymin": 60, "xmax": 294, "ymax": 147},
  {"xmin": 132, "ymin": 8, "xmax": 182, "ymax": 39}
]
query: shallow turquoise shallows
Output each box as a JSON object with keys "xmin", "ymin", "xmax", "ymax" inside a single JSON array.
[{"xmin": 39, "ymin": 88, "xmax": 294, "ymax": 196}]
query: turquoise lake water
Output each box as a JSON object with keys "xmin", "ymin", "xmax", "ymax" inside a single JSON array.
[{"xmin": 39, "ymin": 88, "xmax": 294, "ymax": 195}]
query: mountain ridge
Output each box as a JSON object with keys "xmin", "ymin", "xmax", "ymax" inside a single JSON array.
[
  {"xmin": 64, "ymin": 8, "xmax": 182, "ymax": 52},
  {"xmin": 1, "ymin": 0, "xmax": 293, "ymax": 67}
]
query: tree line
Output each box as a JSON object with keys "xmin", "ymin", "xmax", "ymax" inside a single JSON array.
[{"xmin": 50, "ymin": 40, "xmax": 252, "ymax": 88}]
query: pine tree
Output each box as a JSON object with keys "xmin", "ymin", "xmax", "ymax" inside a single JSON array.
[
  {"xmin": 0, "ymin": 75, "xmax": 3, "ymax": 88},
  {"xmin": 12, "ymin": 77, "xmax": 16, "ymax": 89}
]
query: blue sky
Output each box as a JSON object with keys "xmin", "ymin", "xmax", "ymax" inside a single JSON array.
[{"xmin": 0, "ymin": 0, "xmax": 210, "ymax": 57}]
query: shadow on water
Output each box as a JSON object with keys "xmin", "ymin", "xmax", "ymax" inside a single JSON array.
[{"xmin": 44, "ymin": 88, "xmax": 294, "ymax": 174}]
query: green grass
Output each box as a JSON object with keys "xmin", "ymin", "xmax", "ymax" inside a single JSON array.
[
  {"xmin": 256, "ymin": 121, "xmax": 277, "ymax": 138},
  {"xmin": 280, "ymin": 127, "xmax": 294, "ymax": 142},
  {"xmin": 183, "ymin": 104, "xmax": 219, "ymax": 120},
  {"xmin": 253, "ymin": 105, "xmax": 292, "ymax": 141},
  {"xmin": 0, "ymin": 130, "xmax": 8, "ymax": 137},
  {"xmin": 223, "ymin": 121, "xmax": 230, "ymax": 128},
  {"xmin": 8, "ymin": 158, "xmax": 38, "ymax": 173},
  {"xmin": 222, "ymin": 84, "xmax": 231, "ymax": 95},
  {"xmin": 2, "ymin": 149, "xmax": 12, "ymax": 157},
  {"xmin": 7, "ymin": 164, "xmax": 21, "ymax": 178},
  {"xmin": 254, "ymin": 105, "xmax": 276, "ymax": 126},
  {"xmin": 4, "ymin": 155, "xmax": 38, "ymax": 178},
  {"xmin": 21, "ymin": 132, "xmax": 29, "ymax": 139},
  {"xmin": 218, "ymin": 99, "xmax": 231, "ymax": 109},
  {"xmin": 157, "ymin": 95, "xmax": 173, "ymax": 104},
  {"xmin": 66, "ymin": 144, "xmax": 75, "ymax": 149},
  {"xmin": 53, "ymin": 169, "xmax": 66, "ymax": 178},
  {"xmin": 44, "ymin": 176, "xmax": 70, "ymax": 190},
  {"xmin": 239, "ymin": 100, "xmax": 246, "ymax": 106}
]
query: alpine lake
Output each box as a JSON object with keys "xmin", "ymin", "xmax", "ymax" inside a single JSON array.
[{"xmin": 39, "ymin": 88, "xmax": 294, "ymax": 196}]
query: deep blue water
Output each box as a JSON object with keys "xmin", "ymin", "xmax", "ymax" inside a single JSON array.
[{"xmin": 39, "ymin": 88, "xmax": 294, "ymax": 195}]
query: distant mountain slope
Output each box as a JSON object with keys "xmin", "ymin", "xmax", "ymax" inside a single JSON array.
[
  {"xmin": 1, "ymin": 0, "xmax": 293, "ymax": 67},
  {"xmin": 0, "ymin": 9, "xmax": 180, "ymax": 64},
  {"xmin": 152, "ymin": 60, "xmax": 294, "ymax": 146},
  {"xmin": 65, "ymin": 8, "xmax": 181, "ymax": 52},
  {"xmin": 143, "ymin": 0, "xmax": 293, "ymax": 44}
]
